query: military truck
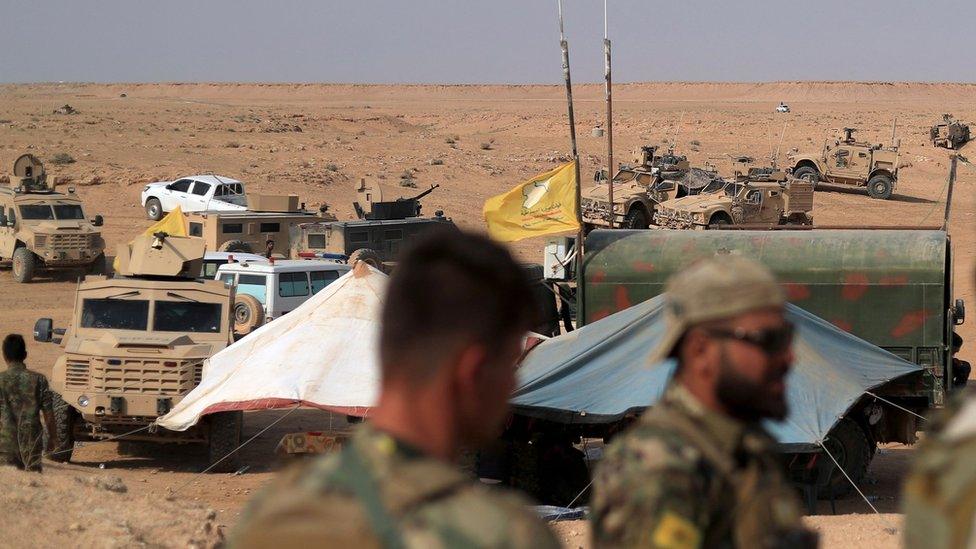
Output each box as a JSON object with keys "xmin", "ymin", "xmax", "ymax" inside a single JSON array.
[
  {"xmin": 33, "ymin": 231, "xmax": 241, "ymax": 471},
  {"xmin": 653, "ymin": 177, "xmax": 814, "ymax": 229},
  {"xmin": 789, "ymin": 128, "xmax": 900, "ymax": 200},
  {"xmin": 580, "ymin": 228, "xmax": 963, "ymax": 495},
  {"xmin": 186, "ymin": 194, "xmax": 336, "ymax": 257},
  {"xmin": 0, "ymin": 154, "xmax": 105, "ymax": 282},
  {"xmin": 930, "ymin": 114, "xmax": 970, "ymax": 150},
  {"xmin": 291, "ymin": 179, "xmax": 457, "ymax": 269},
  {"xmin": 581, "ymin": 145, "xmax": 724, "ymax": 231}
]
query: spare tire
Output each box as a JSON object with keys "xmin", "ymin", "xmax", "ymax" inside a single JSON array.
[
  {"xmin": 234, "ymin": 294, "xmax": 265, "ymax": 335},
  {"xmin": 348, "ymin": 248, "xmax": 384, "ymax": 271},
  {"xmin": 220, "ymin": 240, "xmax": 253, "ymax": 254}
]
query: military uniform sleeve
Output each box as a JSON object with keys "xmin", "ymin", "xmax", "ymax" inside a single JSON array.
[
  {"xmin": 37, "ymin": 375, "xmax": 54, "ymax": 415},
  {"xmin": 591, "ymin": 428, "xmax": 708, "ymax": 549}
]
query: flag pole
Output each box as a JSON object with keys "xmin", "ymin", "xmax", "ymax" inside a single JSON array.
[
  {"xmin": 557, "ymin": 0, "xmax": 585, "ymax": 325},
  {"xmin": 604, "ymin": 0, "xmax": 614, "ymax": 229}
]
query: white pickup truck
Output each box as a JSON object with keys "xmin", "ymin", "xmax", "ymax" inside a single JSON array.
[{"xmin": 141, "ymin": 175, "xmax": 248, "ymax": 220}]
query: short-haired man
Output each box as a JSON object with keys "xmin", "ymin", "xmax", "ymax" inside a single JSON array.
[
  {"xmin": 229, "ymin": 230, "xmax": 560, "ymax": 548},
  {"xmin": 591, "ymin": 256, "xmax": 815, "ymax": 548},
  {"xmin": 0, "ymin": 334, "xmax": 56, "ymax": 471}
]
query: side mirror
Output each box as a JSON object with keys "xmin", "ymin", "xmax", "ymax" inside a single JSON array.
[
  {"xmin": 92, "ymin": 214, "xmax": 104, "ymax": 227},
  {"xmin": 33, "ymin": 318, "xmax": 53, "ymax": 343},
  {"xmin": 955, "ymin": 299, "xmax": 966, "ymax": 326}
]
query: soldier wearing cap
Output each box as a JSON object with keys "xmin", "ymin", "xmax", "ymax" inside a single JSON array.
[
  {"xmin": 591, "ymin": 256, "xmax": 815, "ymax": 548},
  {"xmin": 229, "ymin": 230, "xmax": 559, "ymax": 548}
]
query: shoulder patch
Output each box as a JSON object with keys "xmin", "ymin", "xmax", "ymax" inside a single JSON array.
[{"xmin": 652, "ymin": 511, "xmax": 701, "ymax": 549}]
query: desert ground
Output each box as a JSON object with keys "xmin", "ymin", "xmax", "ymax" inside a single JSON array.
[{"xmin": 1, "ymin": 81, "xmax": 974, "ymax": 547}]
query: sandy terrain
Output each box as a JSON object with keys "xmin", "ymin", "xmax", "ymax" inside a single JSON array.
[{"xmin": 0, "ymin": 81, "xmax": 973, "ymax": 547}]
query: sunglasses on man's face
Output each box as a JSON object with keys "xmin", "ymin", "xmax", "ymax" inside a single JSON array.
[{"xmin": 706, "ymin": 321, "xmax": 795, "ymax": 356}]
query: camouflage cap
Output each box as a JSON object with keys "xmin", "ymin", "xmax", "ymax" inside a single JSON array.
[{"xmin": 647, "ymin": 255, "xmax": 785, "ymax": 365}]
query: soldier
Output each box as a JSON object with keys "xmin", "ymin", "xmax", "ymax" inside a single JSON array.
[
  {"xmin": 0, "ymin": 334, "xmax": 56, "ymax": 471},
  {"xmin": 229, "ymin": 230, "xmax": 559, "ymax": 548},
  {"xmin": 591, "ymin": 256, "xmax": 816, "ymax": 548}
]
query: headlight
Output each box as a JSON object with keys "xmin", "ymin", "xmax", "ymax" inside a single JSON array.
[{"xmin": 78, "ymin": 395, "xmax": 90, "ymax": 407}]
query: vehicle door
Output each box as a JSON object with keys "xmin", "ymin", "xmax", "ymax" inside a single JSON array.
[
  {"xmin": 310, "ymin": 269, "xmax": 343, "ymax": 295},
  {"xmin": 828, "ymin": 146, "xmax": 860, "ymax": 182},
  {"xmin": 160, "ymin": 178, "xmax": 194, "ymax": 211},
  {"xmin": 740, "ymin": 189, "xmax": 763, "ymax": 221},
  {"xmin": 275, "ymin": 271, "xmax": 311, "ymax": 316},
  {"xmin": 235, "ymin": 272, "xmax": 269, "ymax": 313},
  {"xmin": 185, "ymin": 181, "xmax": 212, "ymax": 212},
  {"xmin": 758, "ymin": 189, "xmax": 784, "ymax": 223},
  {"xmin": 0, "ymin": 204, "xmax": 15, "ymax": 258}
]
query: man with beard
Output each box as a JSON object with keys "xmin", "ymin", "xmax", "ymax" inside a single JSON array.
[
  {"xmin": 591, "ymin": 256, "xmax": 815, "ymax": 548},
  {"xmin": 228, "ymin": 230, "xmax": 559, "ymax": 548}
]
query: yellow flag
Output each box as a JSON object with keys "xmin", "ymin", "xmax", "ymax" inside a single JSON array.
[
  {"xmin": 113, "ymin": 206, "xmax": 188, "ymax": 271},
  {"xmin": 483, "ymin": 161, "xmax": 579, "ymax": 242}
]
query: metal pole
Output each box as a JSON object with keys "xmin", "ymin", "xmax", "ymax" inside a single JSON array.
[
  {"xmin": 943, "ymin": 154, "xmax": 957, "ymax": 231},
  {"xmin": 557, "ymin": 0, "xmax": 585, "ymax": 325},
  {"xmin": 604, "ymin": 0, "xmax": 614, "ymax": 229}
]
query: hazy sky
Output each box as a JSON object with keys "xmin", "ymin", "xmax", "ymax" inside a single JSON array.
[{"xmin": 2, "ymin": 0, "xmax": 974, "ymax": 84}]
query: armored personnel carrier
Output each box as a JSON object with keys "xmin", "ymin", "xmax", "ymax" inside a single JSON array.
[
  {"xmin": 931, "ymin": 114, "xmax": 970, "ymax": 150},
  {"xmin": 581, "ymin": 145, "xmax": 724, "ymax": 230},
  {"xmin": 291, "ymin": 178, "xmax": 457, "ymax": 269},
  {"xmin": 789, "ymin": 128, "xmax": 900, "ymax": 200},
  {"xmin": 653, "ymin": 177, "xmax": 814, "ymax": 229},
  {"xmin": 1, "ymin": 154, "xmax": 105, "ymax": 282},
  {"xmin": 34, "ymin": 231, "xmax": 240, "ymax": 471}
]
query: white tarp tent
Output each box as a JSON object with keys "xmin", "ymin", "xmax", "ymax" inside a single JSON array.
[{"xmin": 157, "ymin": 262, "xmax": 386, "ymax": 431}]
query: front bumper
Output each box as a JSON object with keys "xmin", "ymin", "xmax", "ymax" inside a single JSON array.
[
  {"xmin": 36, "ymin": 248, "xmax": 102, "ymax": 266},
  {"xmin": 653, "ymin": 213, "xmax": 702, "ymax": 230}
]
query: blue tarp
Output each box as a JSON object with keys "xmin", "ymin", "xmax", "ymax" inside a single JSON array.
[{"xmin": 512, "ymin": 295, "xmax": 922, "ymax": 450}]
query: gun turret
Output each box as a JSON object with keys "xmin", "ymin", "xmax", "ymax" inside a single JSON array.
[
  {"xmin": 842, "ymin": 128, "xmax": 857, "ymax": 143},
  {"xmin": 116, "ymin": 233, "xmax": 206, "ymax": 278},
  {"xmin": 399, "ymin": 184, "xmax": 440, "ymax": 203}
]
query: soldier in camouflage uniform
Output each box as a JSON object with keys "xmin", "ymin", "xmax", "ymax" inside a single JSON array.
[
  {"xmin": 229, "ymin": 230, "xmax": 559, "ymax": 548},
  {"xmin": 0, "ymin": 334, "xmax": 56, "ymax": 471},
  {"xmin": 591, "ymin": 257, "xmax": 816, "ymax": 548}
]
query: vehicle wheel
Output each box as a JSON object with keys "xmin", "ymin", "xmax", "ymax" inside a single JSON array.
[
  {"xmin": 621, "ymin": 207, "xmax": 650, "ymax": 229},
  {"xmin": 219, "ymin": 240, "xmax": 253, "ymax": 254},
  {"xmin": 87, "ymin": 253, "xmax": 107, "ymax": 275},
  {"xmin": 819, "ymin": 418, "xmax": 875, "ymax": 498},
  {"xmin": 233, "ymin": 294, "xmax": 265, "ymax": 335},
  {"xmin": 207, "ymin": 411, "xmax": 243, "ymax": 473},
  {"xmin": 47, "ymin": 392, "xmax": 76, "ymax": 463},
  {"xmin": 793, "ymin": 166, "xmax": 819, "ymax": 188},
  {"xmin": 867, "ymin": 174, "xmax": 894, "ymax": 200},
  {"xmin": 348, "ymin": 248, "xmax": 384, "ymax": 271},
  {"xmin": 145, "ymin": 198, "xmax": 163, "ymax": 221},
  {"xmin": 12, "ymin": 247, "xmax": 36, "ymax": 283},
  {"xmin": 707, "ymin": 215, "xmax": 731, "ymax": 229}
]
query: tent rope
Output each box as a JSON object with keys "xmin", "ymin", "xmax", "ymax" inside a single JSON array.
[
  {"xmin": 46, "ymin": 424, "xmax": 153, "ymax": 458},
  {"xmin": 818, "ymin": 440, "xmax": 898, "ymax": 534},
  {"xmin": 865, "ymin": 391, "xmax": 928, "ymax": 421}
]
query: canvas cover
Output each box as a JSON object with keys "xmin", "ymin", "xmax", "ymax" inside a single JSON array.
[
  {"xmin": 157, "ymin": 262, "xmax": 386, "ymax": 431},
  {"xmin": 511, "ymin": 294, "xmax": 922, "ymax": 450}
]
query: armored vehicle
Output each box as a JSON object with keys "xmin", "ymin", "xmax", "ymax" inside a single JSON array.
[
  {"xmin": 789, "ymin": 128, "xmax": 900, "ymax": 200},
  {"xmin": 930, "ymin": 114, "xmax": 970, "ymax": 150},
  {"xmin": 1, "ymin": 154, "xmax": 105, "ymax": 282},
  {"xmin": 653, "ymin": 178, "xmax": 814, "ymax": 229},
  {"xmin": 581, "ymin": 145, "xmax": 724, "ymax": 230},
  {"xmin": 291, "ymin": 179, "xmax": 457, "ymax": 269},
  {"xmin": 186, "ymin": 193, "xmax": 336, "ymax": 257},
  {"xmin": 34, "ymin": 231, "xmax": 240, "ymax": 471}
]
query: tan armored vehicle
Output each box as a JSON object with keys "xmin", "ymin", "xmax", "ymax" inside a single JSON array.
[
  {"xmin": 34, "ymin": 231, "xmax": 241, "ymax": 471},
  {"xmin": 930, "ymin": 114, "xmax": 970, "ymax": 150},
  {"xmin": 581, "ymin": 145, "xmax": 723, "ymax": 230},
  {"xmin": 186, "ymin": 194, "xmax": 336, "ymax": 257},
  {"xmin": 788, "ymin": 128, "xmax": 900, "ymax": 200},
  {"xmin": 1, "ymin": 154, "xmax": 105, "ymax": 282},
  {"xmin": 653, "ymin": 178, "xmax": 814, "ymax": 229}
]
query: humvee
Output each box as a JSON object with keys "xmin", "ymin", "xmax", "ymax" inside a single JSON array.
[
  {"xmin": 788, "ymin": 128, "xmax": 900, "ymax": 200},
  {"xmin": 581, "ymin": 145, "xmax": 724, "ymax": 230},
  {"xmin": 186, "ymin": 194, "xmax": 336, "ymax": 257},
  {"xmin": 33, "ymin": 231, "xmax": 241, "ymax": 471},
  {"xmin": 930, "ymin": 114, "xmax": 970, "ymax": 150},
  {"xmin": 0, "ymin": 154, "xmax": 105, "ymax": 282},
  {"xmin": 291, "ymin": 179, "xmax": 457, "ymax": 268},
  {"xmin": 653, "ymin": 178, "xmax": 814, "ymax": 229}
]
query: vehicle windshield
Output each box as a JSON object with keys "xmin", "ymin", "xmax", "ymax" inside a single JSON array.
[
  {"xmin": 724, "ymin": 183, "xmax": 744, "ymax": 197},
  {"xmin": 81, "ymin": 299, "xmax": 149, "ymax": 330},
  {"xmin": 17, "ymin": 204, "xmax": 85, "ymax": 220},
  {"xmin": 702, "ymin": 179, "xmax": 727, "ymax": 194},
  {"xmin": 54, "ymin": 205, "xmax": 85, "ymax": 220},
  {"xmin": 154, "ymin": 301, "xmax": 222, "ymax": 333}
]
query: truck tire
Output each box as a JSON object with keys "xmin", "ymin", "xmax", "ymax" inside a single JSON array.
[
  {"xmin": 707, "ymin": 214, "xmax": 731, "ymax": 229},
  {"xmin": 867, "ymin": 174, "xmax": 894, "ymax": 200},
  {"xmin": 348, "ymin": 248, "xmax": 384, "ymax": 270},
  {"xmin": 48, "ymin": 392, "xmax": 76, "ymax": 463},
  {"xmin": 793, "ymin": 166, "xmax": 819, "ymax": 188},
  {"xmin": 220, "ymin": 240, "xmax": 253, "ymax": 254},
  {"xmin": 12, "ymin": 247, "xmax": 36, "ymax": 283},
  {"xmin": 207, "ymin": 411, "xmax": 243, "ymax": 473},
  {"xmin": 622, "ymin": 207, "xmax": 650, "ymax": 229},
  {"xmin": 145, "ymin": 198, "xmax": 163, "ymax": 221},
  {"xmin": 233, "ymin": 294, "xmax": 265, "ymax": 335},
  {"xmin": 820, "ymin": 417, "xmax": 875, "ymax": 498},
  {"xmin": 88, "ymin": 253, "xmax": 107, "ymax": 275}
]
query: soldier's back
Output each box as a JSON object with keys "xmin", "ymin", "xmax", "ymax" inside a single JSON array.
[{"xmin": 229, "ymin": 425, "xmax": 559, "ymax": 549}]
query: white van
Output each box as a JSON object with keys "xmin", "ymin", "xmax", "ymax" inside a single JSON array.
[
  {"xmin": 200, "ymin": 251, "xmax": 268, "ymax": 280},
  {"xmin": 216, "ymin": 259, "xmax": 351, "ymax": 334}
]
